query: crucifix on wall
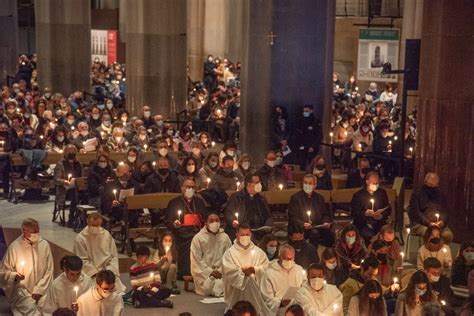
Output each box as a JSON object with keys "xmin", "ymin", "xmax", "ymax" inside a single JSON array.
[{"xmin": 267, "ymin": 31, "xmax": 277, "ymax": 46}]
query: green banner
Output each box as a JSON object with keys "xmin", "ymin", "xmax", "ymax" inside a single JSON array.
[{"xmin": 359, "ymin": 28, "xmax": 400, "ymax": 41}]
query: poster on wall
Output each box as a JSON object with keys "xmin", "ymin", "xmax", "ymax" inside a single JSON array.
[
  {"xmin": 91, "ymin": 30, "xmax": 117, "ymax": 64},
  {"xmin": 357, "ymin": 28, "xmax": 400, "ymax": 82}
]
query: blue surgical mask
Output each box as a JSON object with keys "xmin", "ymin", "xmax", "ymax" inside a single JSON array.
[
  {"xmin": 266, "ymin": 246, "xmax": 277, "ymax": 256},
  {"xmin": 303, "ymin": 112, "xmax": 310, "ymax": 118}
]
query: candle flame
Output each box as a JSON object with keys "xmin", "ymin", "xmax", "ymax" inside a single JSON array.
[
  {"xmin": 113, "ymin": 189, "xmax": 117, "ymax": 194},
  {"xmin": 306, "ymin": 211, "xmax": 311, "ymax": 216},
  {"xmin": 165, "ymin": 246, "xmax": 170, "ymax": 253},
  {"xmin": 329, "ymin": 132, "xmax": 333, "ymax": 137},
  {"xmin": 251, "ymin": 250, "xmax": 255, "ymax": 256},
  {"xmin": 278, "ymin": 184, "xmax": 283, "ymax": 190},
  {"xmin": 20, "ymin": 260, "xmax": 25, "ymax": 267},
  {"xmin": 393, "ymin": 277, "xmax": 398, "ymax": 283},
  {"xmin": 177, "ymin": 210, "xmax": 182, "ymax": 215},
  {"xmin": 207, "ymin": 178, "xmax": 211, "ymax": 183}
]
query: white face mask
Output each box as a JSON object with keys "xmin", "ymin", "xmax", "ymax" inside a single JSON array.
[
  {"xmin": 186, "ymin": 165, "xmax": 196, "ymax": 174},
  {"xmin": 254, "ymin": 182, "xmax": 262, "ymax": 193},
  {"xmin": 226, "ymin": 150, "xmax": 235, "ymax": 157},
  {"xmin": 128, "ymin": 156, "xmax": 136, "ymax": 163},
  {"xmin": 209, "ymin": 161, "xmax": 218, "ymax": 168},
  {"xmin": 92, "ymin": 114, "xmax": 100, "ymax": 120},
  {"xmin": 67, "ymin": 119, "xmax": 75, "ymax": 125},
  {"xmin": 98, "ymin": 287, "xmax": 113, "ymax": 299},
  {"xmin": 239, "ymin": 236, "xmax": 251, "ymax": 247},
  {"xmin": 143, "ymin": 111, "xmax": 151, "ymax": 118},
  {"xmin": 325, "ymin": 262, "xmax": 337, "ymax": 270},
  {"xmin": 464, "ymin": 252, "xmax": 474, "ymax": 261},
  {"xmin": 98, "ymin": 162, "xmax": 108, "ymax": 169},
  {"xmin": 184, "ymin": 188, "xmax": 195, "ymax": 199},
  {"xmin": 368, "ymin": 183, "xmax": 379, "ymax": 193},
  {"xmin": 281, "ymin": 259, "xmax": 295, "ymax": 270},
  {"xmin": 309, "ymin": 277, "xmax": 325, "ymax": 291},
  {"xmin": 346, "ymin": 236, "xmax": 356, "ymax": 245},
  {"xmin": 80, "ymin": 130, "xmax": 89, "ymax": 136},
  {"xmin": 303, "ymin": 183, "xmax": 314, "ymax": 194},
  {"xmin": 158, "ymin": 148, "xmax": 168, "ymax": 156},
  {"xmin": 208, "ymin": 222, "xmax": 220, "ymax": 233},
  {"xmin": 27, "ymin": 233, "xmax": 39, "ymax": 243},
  {"xmin": 89, "ymin": 226, "xmax": 101, "ymax": 234},
  {"xmin": 266, "ymin": 160, "xmax": 276, "ymax": 168},
  {"xmin": 430, "ymin": 274, "xmax": 440, "ymax": 283},
  {"xmin": 241, "ymin": 161, "xmax": 250, "ymax": 170},
  {"xmin": 57, "ymin": 136, "xmax": 64, "ymax": 142}
]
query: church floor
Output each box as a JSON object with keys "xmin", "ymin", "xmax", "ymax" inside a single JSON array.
[{"xmin": 0, "ymin": 197, "xmax": 226, "ymax": 316}]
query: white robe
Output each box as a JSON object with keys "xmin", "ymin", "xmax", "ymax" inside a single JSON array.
[
  {"xmin": 222, "ymin": 240, "xmax": 271, "ymax": 315},
  {"xmin": 260, "ymin": 259, "xmax": 305, "ymax": 315},
  {"xmin": 0, "ymin": 236, "xmax": 53, "ymax": 316},
  {"xmin": 190, "ymin": 227, "xmax": 232, "ymax": 296},
  {"xmin": 294, "ymin": 281, "xmax": 343, "ymax": 316},
  {"xmin": 76, "ymin": 286, "xmax": 124, "ymax": 316},
  {"xmin": 42, "ymin": 272, "xmax": 94, "ymax": 315}
]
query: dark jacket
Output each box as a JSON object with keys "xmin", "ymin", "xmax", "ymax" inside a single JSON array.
[
  {"xmin": 431, "ymin": 274, "xmax": 454, "ymax": 306},
  {"xmin": 346, "ymin": 170, "xmax": 366, "ymax": 189},
  {"xmin": 257, "ymin": 164, "xmax": 287, "ymax": 191},
  {"xmin": 288, "ymin": 190, "xmax": 330, "ymax": 228},
  {"xmin": 210, "ymin": 168, "xmax": 243, "ymax": 192},
  {"xmin": 335, "ymin": 239, "xmax": 367, "ymax": 273},
  {"xmin": 144, "ymin": 171, "xmax": 181, "ymax": 194},
  {"xmin": 408, "ymin": 185, "xmax": 449, "ymax": 227},
  {"xmin": 165, "ymin": 195, "xmax": 207, "ymax": 240},
  {"xmin": 452, "ymin": 256, "xmax": 474, "ymax": 287},
  {"xmin": 288, "ymin": 239, "xmax": 319, "ymax": 270},
  {"xmin": 351, "ymin": 187, "xmax": 391, "ymax": 231},
  {"xmin": 294, "ymin": 113, "xmax": 323, "ymax": 152},
  {"xmin": 87, "ymin": 164, "xmax": 114, "ymax": 199}
]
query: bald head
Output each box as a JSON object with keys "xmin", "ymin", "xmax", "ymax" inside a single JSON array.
[{"xmin": 116, "ymin": 163, "xmax": 130, "ymax": 177}]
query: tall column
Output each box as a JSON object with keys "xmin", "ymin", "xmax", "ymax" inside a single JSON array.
[
  {"xmin": 240, "ymin": 0, "xmax": 335, "ymax": 162},
  {"xmin": 415, "ymin": 0, "xmax": 474, "ymax": 242},
  {"xmin": 0, "ymin": 0, "xmax": 18, "ymax": 84},
  {"xmin": 35, "ymin": 0, "xmax": 91, "ymax": 95},
  {"xmin": 187, "ymin": 0, "xmax": 206, "ymax": 81},
  {"xmin": 126, "ymin": 0, "xmax": 187, "ymax": 117}
]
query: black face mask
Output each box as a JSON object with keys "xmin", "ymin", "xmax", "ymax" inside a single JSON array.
[
  {"xmin": 66, "ymin": 153, "xmax": 76, "ymax": 161},
  {"xmin": 290, "ymin": 239, "xmax": 304, "ymax": 250},
  {"xmin": 423, "ymin": 185, "xmax": 438, "ymax": 196},
  {"xmin": 376, "ymin": 253, "xmax": 388, "ymax": 264},
  {"xmin": 158, "ymin": 168, "xmax": 169, "ymax": 176},
  {"xmin": 369, "ymin": 297, "xmax": 378, "ymax": 304},
  {"xmin": 316, "ymin": 164, "xmax": 326, "ymax": 171},
  {"xmin": 361, "ymin": 167, "xmax": 370, "ymax": 175},
  {"xmin": 430, "ymin": 237, "xmax": 441, "ymax": 245}
]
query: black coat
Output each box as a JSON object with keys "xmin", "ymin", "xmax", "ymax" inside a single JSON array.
[
  {"xmin": 257, "ymin": 164, "xmax": 287, "ymax": 191},
  {"xmin": 408, "ymin": 185, "xmax": 449, "ymax": 226},
  {"xmin": 165, "ymin": 195, "xmax": 207, "ymax": 240},
  {"xmin": 288, "ymin": 190, "xmax": 330, "ymax": 228},
  {"xmin": 144, "ymin": 171, "xmax": 181, "ymax": 194},
  {"xmin": 346, "ymin": 170, "xmax": 365, "ymax": 189},
  {"xmin": 87, "ymin": 164, "xmax": 114, "ymax": 199},
  {"xmin": 351, "ymin": 187, "xmax": 391, "ymax": 231},
  {"xmin": 288, "ymin": 240, "xmax": 319, "ymax": 270}
]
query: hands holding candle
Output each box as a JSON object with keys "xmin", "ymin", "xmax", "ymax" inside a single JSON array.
[
  {"xmin": 232, "ymin": 212, "xmax": 239, "ymax": 228},
  {"xmin": 174, "ymin": 210, "xmax": 182, "ymax": 227},
  {"xmin": 206, "ymin": 178, "xmax": 211, "ymax": 188},
  {"xmin": 15, "ymin": 260, "xmax": 26, "ymax": 282},
  {"xmin": 329, "ymin": 132, "xmax": 334, "ymax": 144},
  {"xmin": 236, "ymin": 181, "xmax": 241, "ymax": 191},
  {"xmin": 390, "ymin": 277, "xmax": 400, "ymax": 292}
]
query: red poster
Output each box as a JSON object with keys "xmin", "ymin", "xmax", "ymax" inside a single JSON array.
[{"xmin": 107, "ymin": 30, "xmax": 117, "ymax": 64}]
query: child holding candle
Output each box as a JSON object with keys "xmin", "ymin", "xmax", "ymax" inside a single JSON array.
[
  {"xmin": 152, "ymin": 233, "xmax": 180, "ymax": 295},
  {"xmin": 416, "ymin": 226, "xmax": 453, "ymax": 276}
]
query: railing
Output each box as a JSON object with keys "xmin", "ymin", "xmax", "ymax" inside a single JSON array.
[{"xmin": 336, "ymin": 0, "xmax": 403, "ymax": 18}]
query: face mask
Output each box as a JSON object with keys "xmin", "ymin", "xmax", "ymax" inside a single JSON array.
[
  {"xmin": 241, "ymin": 161, "xmax": 250, "ymax": 170},
  {"xmin": 143, "ymin": 111, "xmax": 151, "ymax": 118},
  {"xmin": 80, "ymin": 130, "xmax": 89, "ymax": 136},
  {"xmin": 167, "ymin": 130, "xmax": 174, "ymax": 136},
  {"xmin": 361, "ymin": 167, "xmax": 370, "ymax": 175},
  {"xmin": 310, "ymin": 277, "xmax": 324, "ymax": 291},
  {"xmin": 376, "ymin": 253, "xmax": 387, "ymax": 264},
  {"xmin": 98, "ymin": 162, "xmax": 107, "ymax": 169},
  {"xmin": 303, "ymin": 183, "xmax": 314, "ymax": 194},
  {"xmin": 290, "ymin": 239, "xmax": 304, "ymax": 250},
  {"xmin": 186, "ymin": 165, "xmax": 196, "ymax": 174},
  {"xmin": 92, "ymin": 114, "xmax": 100, "ymax": 120},
  {"xmin": 158, "ymin": 168, "xmax": 169, "ymax": 176},
  {"xmin": 430, "ymin": 237, "xmax": 440, "ymax": 245},
  {"xmin": 158, "ymin": 148, "xmax": 168, "ymax": 156},
  {"xmin": 429, "ymin": 274, "xmax": 440, "ymax": 282},
  {"xmin": 266, "ymin": 160, "xmax": 276, "ymax": 168},
  {"xmin": 67, "ymin": 153, "xmax": 76, "ymax": 161},
  {"xmin": 346, "ymin": 236, "xmax": 356, "ymax": 245},
  {"xmin": 362, "ymin": 126, "xmax": 370, "ymax": 133},
  {"xmin": 192, "ymin": 148, "xmax": 201, "ymax": 156},
  {"xmin": 27, "ymin": 233, "xmax": 39, "ymax": 242},
  {"xmin": 266, "ymin": 246, "xmax": 277, "ymax": 256},
  {"xmin": 325, "ymin": 262, "xmax": 337, "ymax": 270},
  {"xmin": 464, "ymin": 252, "xmax": 474, "ymax": 261},
  {"xmin": 97, "ymin": 104, "xmax": 105, "ymax": 110},
  {"xmin": 254, "ymin": 182, "xmax": 262, "ymax": 193},
  {"xmin": 24, "ymin": 113, "xmax": 30, "ymax": 119},
  {"xmin": 156, "ymin": 120, "xmax": 164, "ymax": 127},
  {"xmin": 369, "ymin": 297, "xmax": 378, "ymax": 304},
  {"xmin": 316, "ymin": 164, "xmax": 326, "ymax": 171},
  {"xmin": 57, "ymin": 136, "xmax": 64, "ymax": 142},
  {"xmin": 226, "ymin": 150, "xmax": 235, "ymax": 157},
  {"xmin": 98, "ymin": 287, "xmax": 112, "ymax": 299},
  {"xmin": 209, "ymin": 161, "xmax": 218, "ymax": 168},
  {"xmin": 368, "ymin": 183, "xmax": 378, "ymax": 193},
  {"xmin": 281, "ymin": 259, "xmax": 295, "ymax": 270},
  {"xmin": 415, "ymin": 287, "xmax": 427, "ymax": 296},
  {"xmin": 89, "ymin": 226, "xmax": 101, "ymax": 234},
  {"xmin": 342, "ymin": 123, "xmax": 349, "ymax": 128},
  {"xmin": 106, "ymin": 102, "xmax": 113, "ymax": 109},
  {"xmin": 208, "ymin": 222, "xmax": 220, "ymax": 233},
  {"xmin": 67, "ymin": 119, "xmax": 75, "ymax": 125},
  {"xmin": 128, "ymin": 156, "xmax": 136, "ymax": 163},
  {"xmin": 121, "ymin": 116, "xmax": 127, "ymax": 122},
  {"xmin": 103, "ymin": 120, "xmax": 111, "ymax": 127},
  {"xmin": 239, "ymin": 236, "xmax": 251, "ymax": 247},
  {"xmin": 303, "ymin": 112, "xmax": 310, "ymax": 118},
  {"xmin": 184, "ymin": 188, "xmax": 195, "ymax": 199}
]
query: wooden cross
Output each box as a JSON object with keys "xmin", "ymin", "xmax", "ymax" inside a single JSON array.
[{"xmin": 267, "ymin": 31, "xmax": 277, "ymax": 46}]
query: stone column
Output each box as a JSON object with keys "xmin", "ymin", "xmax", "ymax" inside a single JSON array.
[
  {"xmin": 35, "ymin": 0, "xmax": 91, "ymax": 95},
  {"xmin": 187, "ymin": 0, "xmax": 206, "ymax": 81},
  {"xmin": 126, "ymin": 0, "xmax": 187, "ymax": 117},
  {"xmin": 0, "ymin": 0, "xmax": 18, "ymax": 84},
  {"xmin": 415, "ymin": 0, "xmax": 474, "ymax": 242}
]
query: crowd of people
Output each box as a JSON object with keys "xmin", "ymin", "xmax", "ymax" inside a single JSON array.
[{"xmin": 0, "ymin": 55, "xmax": 472, "ymax": 316}]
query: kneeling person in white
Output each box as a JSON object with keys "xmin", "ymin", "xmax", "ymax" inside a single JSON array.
[
  {"xmin": 43, "ymin": 255, "xmax": 93, "ymax": 315},
  {"xmin": 191, "ymin": 212, "xmax": 232, "ymax": 296},
  {"xmin": 295, "ymin": 263, "xmax": 343, "ymax": 316},
  {"xmin": 77, "ymin": 269, "xmax": 124, "ymax": 316},
  {"xmin": 222, "ymin": 223, "xmax": 271, "ymax": 315},
  {"xmin": 261, "ymin": 244, "xmax": 305, "ymax": 315},
  {"xmin": 1, "ymin": 218, "xmax": 53, "ymax": 316},
  {"xmin": 73, "ymin": 213, "xmax": 126, "ymax": 293}
]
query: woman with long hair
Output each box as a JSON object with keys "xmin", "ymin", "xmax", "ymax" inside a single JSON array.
[
  {"xmin": 348, "ymin": 279, "xmax": 387, "ymax": 316},
  {"xmin": 321, "ymin": 247, "xmax": 347, "ymax": 287},
  {"xmin": 335, "ymin": 224, "xmax": 367, "ymax": 275},
  {"xmin": 258, "ymin": 233, "xmax": 279, "ymax": 261},
  {"xmin": 394, "ymin": 271, "xmax": 438, "ymax": 316}
]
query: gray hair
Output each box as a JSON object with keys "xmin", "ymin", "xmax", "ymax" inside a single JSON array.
[
  {"xmin": 22, "ymin": 218, "xmax": 39, "ymax": 229},
  {"xmin": 278, "ymin": 244, "xmax": 295, "ymax": 257}
]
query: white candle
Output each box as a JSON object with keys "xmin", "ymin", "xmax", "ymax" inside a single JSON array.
[
  {"xmin": 440, "ymin": 300, "xmax": 446, "ymax": 306},
  {"xmin": 235, "ymin": 212, "xmax": 239, "ymax": 221},
  {"xmin": 329, "ymin": 132, "xmax": 334, "ymax": 144},
  {"xmin": 355, "ymin": 87, "xmax": 359, "ymax": 91},
  {"xmin": 344, "ymin": 131, "xmax": 348, "ymax": 137},
  {"xmin": 177, "ymin": 210, "xmax": 182, "ymax": 222},
  {"xmin": 40, "ymin": 135, "xmax": 44, "ymax": 140},
  {"xmin": 442, "ymin": 247, "xmax": 447, "ymax": 254},
  {"xmin": 394, "ymin": 136, "xmax": 398, "ymax": 141},
  {"xmin": 0, "ymin": 140, "xmax": 4, "ymax": 147},
  {"xmin": 370, "ymin": 198, "xmax": 375, "ymax": 211},
  {"xmin": 406, "ymin": 227, "xmax": 411, "ymax": 235},
  {"xmin": 68, "ymin": 173, "xmax": 72, "ymax": 181},
  {"xmin": 165, "ymin": 246, "xmax": 170, "ymax": 253},
  {"xmin": 400, "ymin": 252, "xmax": 405, "ymax": 261},
  {"xmin": 306, "ymin": 210, "xmax": 312, "ymax": 224},
  {"xmin": 143, "ymin": 144, "xmax": 148, "ymax": 151},
  {"xmin": 71, "ymin": 126, "xmax": 75, "ymax": 130},
  {"xmin": 435, "ymin": 213, "xmax": 440, "ymax": 222},
  {"xmin": 393, "ymin": 277, "xmax": 398, "ymax": 284},
  {"xmin": 335, "ymin": 85, "xmax": 339, "ymax": 90},
  {"xmin": 206, "ymin": 178, "xmax": 211, "ymax": 188},
  {"xmin": 278, "ymin": 184, "xmax": 283, "ymax": 191},
  {"xmin": 150, "ymin": 272, "xmax": 154, "ymax": 279},
  {"xmin": 152, "ymin": 161, "xmax": 156, "ymax": 167},
  {"xmin": 236, "ymin": 181, "xmax": 240, "ymax": 191},
  {"xmin": 113, "ymin": 189, "xmax": 117, "ymax": 201},
  {"xmin": 409, "ymin": 147, "xmax": 413, "ymax": 154},
  {"xmin": 211, "ymin": 141, "xmax": 215, "ymax": 148},
  {"xmin": 74, "ymin": 286, "xmax": 79, "ymax": 301},
  {"xmin": 20, "ymin": 260, "xmax": 25, "ymax": 275}
]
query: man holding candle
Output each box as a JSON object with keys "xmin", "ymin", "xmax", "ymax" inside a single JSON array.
[
  {"xmin": 165, "ymin": 178, "xmax": 207, "ymax": 279},
  {"xmin": 222, "ymin": 223, "xmax": 271, "ymax": 315},
  {"xmin": 210, "ymin": 155, "xmax": 243, "ymax": 192},
  {"xmin": 408, "ymin": 173, "xmax": 453, "ymax": 244},
  {"xmin": 288, "ymin": 174, "xmax": 334, "ymax": 249},
  {"xmin": 224, "ymin": 173, "xmax": 273, "ymax": 241},
  {"xmin": 1, "ymin": 218, "xmax": 54, "ymax": 315},
  {"xmin": 422, "ymin": 257, "xmax": 454, "ymax": 313},
  {"xmin": 190, "ymin": 212, "xmax": 232, "ymax": 297},
  {"xmin": 256, "ymin": 150, "xmax": 287, "ymax": 191},
  {"xmin": 351, "ymin": 171, "xmax": 391, "ymax": 244}
]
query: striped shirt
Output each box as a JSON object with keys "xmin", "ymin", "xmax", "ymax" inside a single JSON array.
[{"xmin": 129, "ymin": 262, "xmax": 161, "ymax": 289}]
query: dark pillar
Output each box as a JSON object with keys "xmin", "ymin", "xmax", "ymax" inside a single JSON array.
[
  {"xmin": 415, "ymin": 0, "xmax": 474, "ymax": 242},
  {"xmin": 35, "ymin": 0, "xmax": 91, "ymax": 95},
  {"xmin": 240, "ymin": 0, "xmax": 335, "ymax": 162},
  {"xmin": 0, "ymin": 0, "xmax": 18, "ymax": 85},
  {"xmin": 126, "ymin": 0, "xmax": 187, "ymax": 117}
]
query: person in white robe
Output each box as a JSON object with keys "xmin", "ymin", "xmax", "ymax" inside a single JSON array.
[
  {"xmin": 73, "ymin": 212, "xmax": 126, "ymax": 294},
  {"xmin": 294, "ymin": 263, "xmax": 343, "ymax": 316},
  {"xmin": 191, "ymin": 212, "xmax": 232, "ymax": 297},
  {"xmin": 0, "ymin": 218, "xmax": 53, "ymax": 316},
  {"xmin": 222, "ymin": 223, "xmax": 271, "ymax": 315},
  {"xmin": 260, "ymin": 244, "xmax": 305, "ymax": 315},
  {"xmin": 42, "ymin": 255, "xmax": 94, "ymax": 315},
  {"xmin": 76, "ymin": 269, "xmax": 124, "ymax": 316}
]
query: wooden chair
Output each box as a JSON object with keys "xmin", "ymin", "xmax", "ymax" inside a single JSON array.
[{"xmin": 330, "ymin": 188, "xmax": 360, "ymax": 219}]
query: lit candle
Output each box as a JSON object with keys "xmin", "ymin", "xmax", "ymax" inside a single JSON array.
[
  {"xmin": 442, "ymin": 247, "xmax": 447, "ymax": 254},
  {"xmin": 59, "ymin": 149, "xmax": 63, "ymax": 154},
  {"xmin": 358, "ymin": 143, "xmax": 362, "ymax": 150},
  {"xmin": 113, "ymin": 189, "xmax": 117, "ymax": 200},
  {"xmin": 400, "ymin": 252, "xmax": 405, "ymax": 261},
  {"xmin": 234, "ymin": 212, "xmax": 239, "ymax": 221},
  {"xmin": 74, "ymin": 286, "xmax": 79, "ymax": 301},
  {"xmin": 143, "ymin": 144, "xmax": 148, "ymax": 151},
  {"xmin": 278, "ymin": 184, "xmax": 283, "ymax": 191},
  {"xmin": 40, "ymin": 135, "xmax": 44, "ymax": 140},
  {"xmin": 440, "ymin": 300, "xmax": 446, "ymax": 306},
  {"xmin": 333, "ymin": 303, "xmax": 338, "ymax": 311},
  {"xmin": 206, "ymin": 178, "xmax": 211, "ymax": 188},
  {"xmin": 20, "ymin": 260, "xmax": 25, "ymax": 275},
  {"xmin": 329, "ymin": 132, "xmax": 334, "ymax": 144},
  {"xmin": 71, "ymin": 126, "xmax": 75, "ymax": 131},
  {"xmin": 68, "ymin": 173, "xmax": 72, "ymax": 181},
  {"xmin": 211, "ymin": 141, "xmax": 215, "ymax": 148},
  {"xmin": 344, "ymin": 131, "xmax": 348, "ymax": 138},
  {"xmin": 165, "ymin": 246, "xmax": 170, "ymax": 253},
  {"xmin": 119, "ymin": 161, "xmax": 124, "ymax": 165},
  {"xmin": 152, "ymin": 161, "xmax": 156, "ymax": 167},
  {"xmin": 0, "ymin": 140, "xmax": 4, "ymax": 147},
  {"xmin": 370, "ymin": 198, "xmax": 375, "ymax": 211},
  {"xmin": 388, "ymin": 140, "xmax": 392, "ymax": 145},
  {"xmin": 394, "ymin": 136, "xmax": 398, "ymax": 141},
  {"xmin": 122, "ymin": 122, "xmax": 126, "ymax": 127},
  {"xmin": 177, "ymin": 210, "xmax": 182, "ymax": 222},
  {"xmin": 355, "ymin": 87, "xmax": 359, "ymax": 91},
  {"xmin": 150, "ymin": 272, "xmax": 154, "ymax": 279},
  {"xmin": 435, "ymin": 213, "xmax": 440, "ymax": 222},
  {"xmin": 306, "ymin": 210, "xmax": 312, "ymax": 224},
  {"xmin": 335, "ymin": 85, "xmax": 339, "ymax": 90},
  {"xmin": 251, "ymin": 249, "xmax": 255, "ymax": 257},
  {"xmin": 409, "ymin": 147, "xmax": 413, "ymax": 154},
  {"xmin": 393, "ymin": 277, "xmax": 398, "ymax": 284},
  {"xmin": 406, "ymin": 227, "xmax": 411, "ymax": 235},
  {"xmin": 236, "ymin": 181, "xmax": 240, "ymax": 191}
]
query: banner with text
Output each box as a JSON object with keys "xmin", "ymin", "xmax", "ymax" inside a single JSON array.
[{"xmin": 91, "ymin": 30, "xmax": 117, "ymax": 64}]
